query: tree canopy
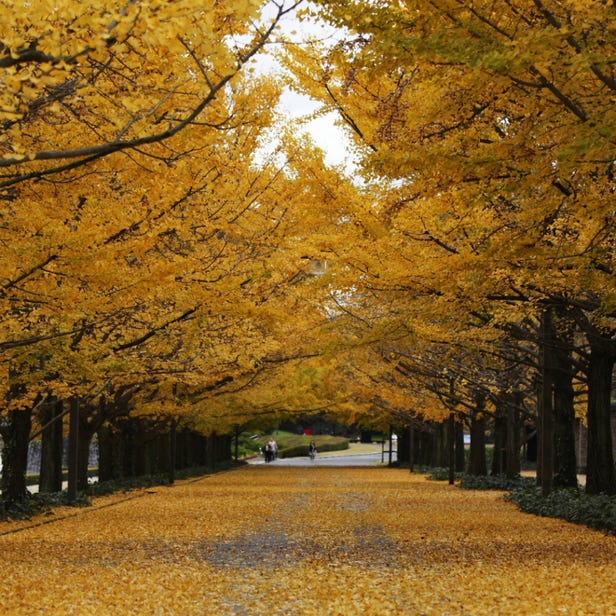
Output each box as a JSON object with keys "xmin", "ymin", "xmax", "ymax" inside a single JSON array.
[{"xmin": 1, "ymin": 0, "xmax": 615, "ymax": 498}]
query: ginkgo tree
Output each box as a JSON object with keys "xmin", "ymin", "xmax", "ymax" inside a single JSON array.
[
  {"xmin": 3, "ymin": 0, "xmax": 614, "ymax": 511},
  {"xmin": 2, "ymin": 0, "xmax": 366, "ymax": 503},
  {"xmin": 1, "ymin": 118, "xmax": 357, "ymax": 498},
  {"xmin": 285, "ymin": 0, "xmax": 616, "ymax": 493},
  {"xmin": 0, "ymin": 0, "xmax": 306, "ymax": 185}
]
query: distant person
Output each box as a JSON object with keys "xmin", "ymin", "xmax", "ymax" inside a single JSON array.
[
  {"xmin": 308, "ymin": 440, "xmax": 317, "ymax": 460},
  {"xmin": 263, "ymin": 440, "xmax": 272, "ymax": 462},
  {"xmin": 270, "ymin": 438, "xmax": 278, "ymax": 461}
]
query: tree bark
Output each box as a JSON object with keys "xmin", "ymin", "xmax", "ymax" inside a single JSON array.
[
  {"xmin": 433, "ymin": 422, "xmax": 446, "ymax": 467},
  {"xmin": 76, "ymin": 414, "xmax": 96, "ymax": 492},
  {"xmin": 551, "ymin": 308, "xmax": 578, "ymax": 488},
  {"xmin": 67, "ymin": 397, "xmax": 80, "ymax": 503},
  {"xmin": 38, "ymin": 397, "xmax": 64, "ymax": 493},
  {"xmin": 491, "ymin": 406, "xmax": 506, "ymax": 476},
  {"xmin": 468, "ymin": 398, "xmax": 487, "ymax": 476},
  {"xmin": 97, "ymin": 424, "xmax": 114, "ymax": 482},
  {"xmin": 505, "ymin": 393, "xmax": 521, "ymax": 479},
  {"xmin": 408, "ymin": 422, "xmax": 414, "ymax": 472},
  {"xmin": 1, "ymin": 407, "xmax": 32, "ymax": 507},
  {"xmin": 585, "ymin": 337, "xmax": 616, "ymax": 495},
  {"xmin": 538, "ymin": 308, "xmax": 554, "ymax": 496},
  {"xmin": 448, "ymin": 413, "xmax": 455, "ymax": 484},
  {"xmin": 455, "ymin": 420, "xmax": 465, "ymax": 472},
  {"xmin": 168, "ymin": 419, "xmax": 177, "ymax": 485}
]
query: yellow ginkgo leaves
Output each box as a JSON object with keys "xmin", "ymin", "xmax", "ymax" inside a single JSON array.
[{"xmin": 1, "ymin": 466, "xmax": 615, "ymax": 615}]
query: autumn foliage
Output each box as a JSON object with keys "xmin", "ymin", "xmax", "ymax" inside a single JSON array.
[
  {"xmin": 1, "ymin": 0, "xmax": 615, "ymax": 505},
  {"xmin": 1, "ymin": 466, "xmax": 616, "ymax": 614}
]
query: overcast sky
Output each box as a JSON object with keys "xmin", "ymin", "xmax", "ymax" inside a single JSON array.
[{"xmin": 250, "ymin": 1, "xmax": 357, "ymax": 172}]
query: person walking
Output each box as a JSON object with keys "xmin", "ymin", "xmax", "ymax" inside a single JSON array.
[
  {"xmin": 263, "ymin": 440, "xmax": 272, "ymax": 462},
  {"xmin": 270, "ymin": 438, "xmax": 278, "ymax": 461},
  {"xmin": 308, "ymin": 440, "xmax": 317, "ymax": 460}
]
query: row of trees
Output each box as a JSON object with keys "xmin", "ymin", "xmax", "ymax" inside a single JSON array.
[
  {"xmin": 1, "ymin": 0, "xmax": 357, "ymax": 504},
  {"xmin": 1, "ymin": 0, "xmax": 615, "ymax": 507},
  {"xmin": 285, "ymin": 0, "xmax": 615, "ymax": 494}
]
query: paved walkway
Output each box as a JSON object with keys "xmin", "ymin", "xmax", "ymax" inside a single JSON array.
[{"xmin": 249, "ymin": 451, "xmax": 397, "ymax": 466}]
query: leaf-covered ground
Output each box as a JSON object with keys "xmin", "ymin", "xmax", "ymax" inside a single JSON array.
[{"xmin": 1, "ymin": 467, "xmax": 615, "ymax": 615}]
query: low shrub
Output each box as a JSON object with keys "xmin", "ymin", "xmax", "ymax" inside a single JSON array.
[
  {"xmin": 1, "ymin": 490, "xmax": 90, "ymax": 521},
  {"xmin": 278, "ymin": 436, "xmax": 348, "ymax": 458},
  {"xmin": 278, "ymin": 444, "xmax": 311, "ymax": 459},
  {"xmin": 424, "ymin": 467, "xmax": 464, "ymax": 482},
  {"xmin": 506, "ymin": 487, "xmax": 616, "ymax": 535},
  {"xmin": 423, "ymin": 466, "xmax": 616, "ymax": 535},
  {"xmin": 459, "ymin": 474, "xmax": 535, "ymax": 491}
]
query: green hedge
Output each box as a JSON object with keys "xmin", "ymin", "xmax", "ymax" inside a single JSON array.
[
  {"xmin": 506, "ymin": 487, "xmax": 616, "ymax": 535},
  {"xmin": 252, "ymin": 432, "xmax": 349, "ymax": 459},
  {"xmin": 459, "ymin": 474, "xmax": 535, "ymax": 491},
  {"xmin": 277, "ymin": 435, "xmax": 348, "ymax": 458},
  {"xmin": 426, "ymin": 467, "xmax": 616, "ymax": 536}
]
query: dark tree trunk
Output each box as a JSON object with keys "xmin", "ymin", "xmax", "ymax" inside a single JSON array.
[
  {"xmin": 206, "ymin": 434, "xmax": 215, "ymax": 470},
  {"xmin": 585, "ymin": 339, "xmax": 616, "ymax": 495},
  {"xmin": 98, "ymin": 423, "xmax": 126, "ymax": 481},
  {"xmin": 416, "ymin": 424, "xmax": 436, "ymax": 466},
  {"xmin": 168, "ymin": 419, "xmax": 177, "ymax": 484},
  {"xmin": 408, "ymin": 423, "xmax": 414, "ymax": 472},
  {"xmin": 434, "ymin": 422, "xmax": 448, "ymax": 467},
  {"xmin": 538, "ymin": 308, "xmax": 555, "ymax": 496},
  {"xmin": 551, "ymin": 308, "xmax": 578, "ymax": 488},
  {"xmin": 416, "ymin": 427, "xmax": 429, "ymax": 466},
  {"xmin": 97, "ymin": 424, "xmax": 114, "ymax": 481},
  {"xmin": 468, "ymin": 403, "xmax": 487, "ymax": 476},
  {"xmin": 197, "ymin": 433, "xmax": 209, "ymax": 465},
  {"xmin": 76, "ymin": 419, "xmax": 96, "ymax": 492},
  {"xmin": 1, "ymin": 407, "xmax": 32, "ymax": 507},
  {"xmin": 525, "ymin": 426, "xmax": 537, "ymax": 464},
  {"xmin": 121, "ymin": 418, "xmax": 146, "ymax": 478},
  {"xmin": 455, "ymin": 420, "xmax": 465, "ymax": 472},
  {"xmin": 505, "ymin": 394, "xmax": 521, "ymax": 479},
  {"xmin": 38, "ymin": 397, "xmax": 64, "ymax": 493},
  {"xmin": 180, "ymin": 429, "xmax": 190, "ymax": 469},
  {"xmin": 448, "ymin": 413, "xmax": 455, "ymax": 484},
  {"xmin": 132, "ymin": 425, "xmax": 146, "ymax": 477},
  {"xmin": 67, "ymin": 397, "xmax": 80, "ymax": 503},
  {"xmin": 491, "ymin": 406, "xmax": 507, "ymax": 476},
  {"xmin": 143, "ymin": 435, "xmax": 160, "ymax": 476}
]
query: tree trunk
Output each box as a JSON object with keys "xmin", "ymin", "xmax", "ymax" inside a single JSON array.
[
  {"xmin": 455, "ymin": 420, "xmax": 465, "ymax": 472},
  {"xmin": 206, "ymin": 433, "xmax": 215, "ymax": 470},
  {"xmin": 585, "ymin": 338, "xmax": 616, "ymax": 495},
  {"xmin": 433, "ymin": 422, "xmax": 446, "ymax": 467},
  {"xmin": 491, "ymin": 406, "xmax": 506, "ymax": 476},
  {"xmin": 168, "ymin": 419, "xmax": 177, "ymax": 484},
  {"xmin": 97, "ymin": 424, "xmax": 114, "ymax": 482},
  {"xmin": 408, "ymin": 423, "xmax": 414, "ymax": 472},
  {"xmin": 551, "ymin": 309, "xmax": 578, "ymax": 488},
  {"xmin": 1, "ymin": 407, "xmax": 32, "ymax": 507},
  {"xmin": 38, "ymin": 397, "xmax": 64, "ymax": 493},
  {"xmin": 468, "ymin": 404, "xmax": 487, "ymax": 476},
  {"xmin": 67, "ymin": 397, "xmax": 80, "ymax": 503},
  {"xmin": 538, "ymin": 308, "xmax": 554, "ymax": 496},
  {"xmin": 505, "ymin": 394, "xmax": 521, "ymax": 479},
  {"xmin": 76, "ymin": 416, "xmax": 96, "ymax": 492},
  {"xmin": 448, "ymin": 413, "xmax": 455, "ymax": 484}
]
